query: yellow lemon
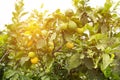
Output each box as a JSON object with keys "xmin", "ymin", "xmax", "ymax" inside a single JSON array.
[
  {"xmin": 30, "ymin": 57, "xmax": 39, "ymax": 64},
  {"xmin": 66, "ymin": 42, "xmax": 74, "ymax": 49}
]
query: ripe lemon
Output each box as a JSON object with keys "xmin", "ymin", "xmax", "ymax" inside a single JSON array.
[
  {"xmin": 28, "ymin": 52, "xmax": 36, "ymax": 58},
  {"xmin": 30, "ymin": 57, "xmax": 39, "ymax": 64},
  {"xmin": 66, "ymin": 42, "xmax": 74, "ymax": 49}
]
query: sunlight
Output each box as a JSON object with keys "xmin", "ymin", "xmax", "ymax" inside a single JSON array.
[
  {"xmin": 24, "ymin": 0, "xmax": 73, "ymax": 12},
  {"xmin": 1, "ymin": 0, "xmax": 119, "ymax": 31},
  {"xmin": 0, "ymin": 0, "xmax": 73, "ymax": 31}
]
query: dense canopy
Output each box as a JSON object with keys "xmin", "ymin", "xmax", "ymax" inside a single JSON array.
[{"xmin": 0, "ymin": 0, "xmax": 120, "ymax": 80}]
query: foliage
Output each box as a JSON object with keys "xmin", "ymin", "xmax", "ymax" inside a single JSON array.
[{"xmin": 0, "ymin": 0, "xmax": 120, "ymax": 80}]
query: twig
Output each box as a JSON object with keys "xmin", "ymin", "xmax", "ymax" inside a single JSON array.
[
  {"xmin": 0, "ymin": 51, "xmax": 9, "ymax": 63},
  {"xmin": 52, "ymin": 31, "xmax": 66, "ymax": 57}
]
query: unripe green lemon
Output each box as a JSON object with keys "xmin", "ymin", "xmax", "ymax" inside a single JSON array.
[
  {"xmin": 68, "ymin": 20, "xmax": 77, "ymax": 31},
  {"xmin": 60, "ymin": 23, "xmax": 68, "ymax": 30},
  {"xmin": 28, "ymin": 52, "xmax": 36, "ymax": 58},
  {"xmin": 76, "ymin": 28, "xmax": 84, "ymax": 34},
  {"xmin": 65, "ymin": 9, "xmax": 74, "ymax": 17}
]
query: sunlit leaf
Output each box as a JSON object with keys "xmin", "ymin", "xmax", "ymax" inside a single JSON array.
[
  {"xmin": 50, "ymin": 33, "xmax": 56, "ymax": 41},
  {"xmin": 20, "ymin": 12, "xmax": 28, "ymax": 18},
  {"xmin": 20, "ymin": 57, "xmax": 29, "ymax": 66},
  {"xmin": 36, "ymin": 39, "xmax": 46, "ymax": 49},
  {"xmin": 101, "ymin": 54, "xmax": 111, "ymax": 70},
  {"xmin": 89, "ymin": 33, "xmax": 106, "ymax": 41}
]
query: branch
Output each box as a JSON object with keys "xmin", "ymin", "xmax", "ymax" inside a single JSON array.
[
  {"xmin": 52, "ymin": 31, "xmax": 66, "ymax": 57},
  {"xmin": 0, "ymin": 50, "xmax": 9, "ymax": 63}
]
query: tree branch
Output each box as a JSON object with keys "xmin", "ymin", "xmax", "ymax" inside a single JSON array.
[
  {"xmin": 0, "ymin": 50, "xmax": 9, "ymax": 63},
  {"xmin": 52, "ymin": 31, "xmax": 66, "ymax": 57}
]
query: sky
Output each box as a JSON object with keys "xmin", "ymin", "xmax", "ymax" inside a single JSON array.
[{"xmin": 0, "ymin": 0, "xmax": 119, "ymax": 31}]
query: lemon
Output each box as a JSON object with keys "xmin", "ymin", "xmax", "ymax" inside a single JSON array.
[
  {"xmin": 76, "ymin": 28, "xmax": 84, "ymax": 34},
  {"xmin": 28, "ymin": 52, "xmax": 36, "ymax": 58},
  {"xmin": 68, "ymin": 20, "xmax": 77, "ymax": 31},
  {"xmin": 66, "ymin": 42, "xmax": 74, "ymax": 49},
  {"xmin": 65, "ymin": 9, "xmax": 74, "ymax": 17},
  {"xmin": 30, "ymin": 57, "xmax": 39, "ymax": 64},
  {"xmin": 60, "ymin": 23, "xmax": 68, "ymax": 30}
]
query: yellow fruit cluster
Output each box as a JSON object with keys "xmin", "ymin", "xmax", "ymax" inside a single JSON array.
[{"xmin": 28, "ymin": 52, "xmax": 39, "ymax": 64}]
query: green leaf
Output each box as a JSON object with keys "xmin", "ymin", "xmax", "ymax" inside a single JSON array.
[
  {"xmin": 19, "ymin": 75, "xmax": 31, "ymax": 80},
  {"xmin": 8, "ymin": 52, "xmax": 15, "ymax": 59},
  {"xmin": 101, "ymin": 54, "xmax": 111, "ymax": 70},
  {"xmin": 103, "ymin": 0, "xmax": 112, "ymax": 12},
  {"xmin": 20, "ymin": 57, "xmax": 29, "ymax": 66},
  {"xmin": 66, "ymin": 53, "xmax": 81, "ymax": 72},
  {"xmin": 102, "ymin": 67, "xmax": 112, "ymax": 78},
  {"xmin": 45, "ymin": 58, "xmax": 54, "ymax": 73},
  {"xmin": 15, "ymin": 51, "xmax": 24, "ymax": 59},
  {"xmin": 9, "ymin": 74, "xmax": 19, "ymax": 80},
  {"xmin": 84, "ymin": 58, "xmax": 94, "ymax": 69},
  {"xmin": 104, "ymin": 47, "xmax": 112, "ymax": 54},
  {"xmin": 41, "ymin": 76, "xmax": 50, "ymax": 80},
  {"xmin": 4, "ymin": 70, "xmax": 16, "ymax": 79},
  {"xmin": 50, "ymin": 33, "xmax": 56, "ymax": 41},
  {"xmin": 89, "ymin": 33, "xmax": 106, "ymax": 41}
]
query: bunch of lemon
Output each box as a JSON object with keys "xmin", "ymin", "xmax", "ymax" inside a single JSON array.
[{"xmin": 28, "ymin": 52, "xmax": 39, "ymax": 64}]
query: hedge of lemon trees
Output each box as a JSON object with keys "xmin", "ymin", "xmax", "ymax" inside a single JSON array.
[{"xmin": 0, "ymin": 0, "xmax": 120, "ymax": 80}]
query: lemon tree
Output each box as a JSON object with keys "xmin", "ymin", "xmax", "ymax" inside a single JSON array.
[{"xmin": 0, "ymin": 0, "xmax": 120, "ymax": 80}]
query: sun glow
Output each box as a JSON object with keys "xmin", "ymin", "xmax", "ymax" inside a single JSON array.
[
  {"xmin": 1, "ymin": 0, "xmax": 119, "ymax": 31},
  {"xmin": 0, "ymin": 0, "xmax": 74, "ymax": 31}
]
